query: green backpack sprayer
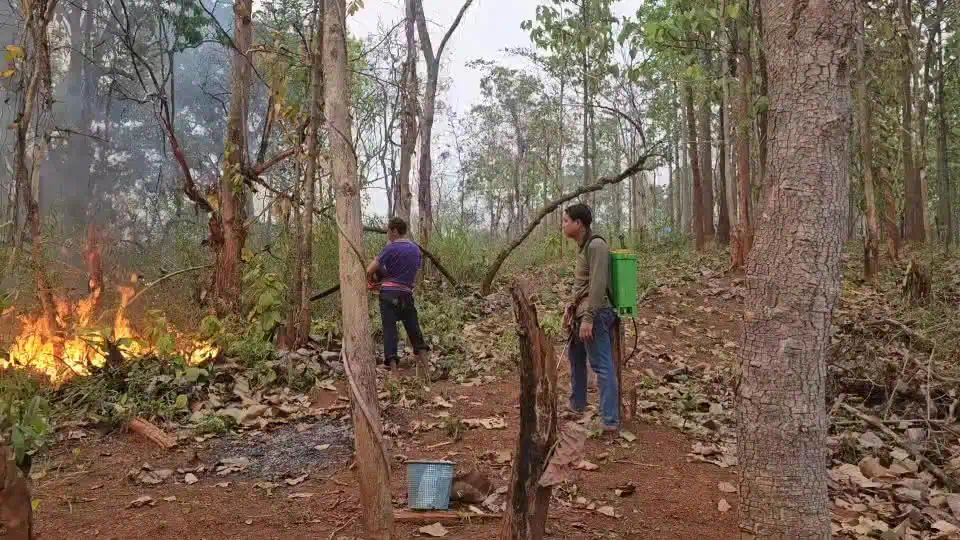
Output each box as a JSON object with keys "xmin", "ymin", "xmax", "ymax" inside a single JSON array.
[{"xmin": 583, "ymin": 234, "xmax": 639, "ymax": 318}]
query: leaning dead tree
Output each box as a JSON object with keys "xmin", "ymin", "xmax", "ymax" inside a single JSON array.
[
  {"xmin": 479, "ymin": 148, "xmax": 657, "ymax": 295},
  {"xmin": 500, "ymin": 282, "xmax": 558, "ymax": 539}
]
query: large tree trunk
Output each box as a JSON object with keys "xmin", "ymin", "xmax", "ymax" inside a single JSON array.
[
  {"xmin": 901, "ymin": 0, "xmax": 925, "ymax": 244},
  {"xmin": 396, "ymin": 0, "xmax": 418, "ymax": 223},
  {"xmin": 288, "ymin": 1, "xmax": 324, "ymax": 348},
  {"xmin": 324, "ymin": 1, "xmax": 393, "ymax": 537},
  {"xmin": 737, "ymin": 0, "xmax": 856, "ymax": 537},
  {"xmin": 936, "ymin": 0, "xmax": 951, "ymax": 248},
  {"xmin": 214, "ymin": 0, "xmax": 254, "ymax": 315},
  {"xmin": 684, "ymin": 85, "xmax": 706, "ymax": 251},
  {"xmin": 856, "ymin": 25, "xmax": 880, "ymax": 280}
]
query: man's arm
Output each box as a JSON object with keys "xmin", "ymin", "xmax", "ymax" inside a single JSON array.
[
  {"xmin": 365, "ymin": 259, "xmax": 382, "ymax": 281},
  {"xmin": 583, "ymin": 239, "xmax": 610, "ymax": 324}
]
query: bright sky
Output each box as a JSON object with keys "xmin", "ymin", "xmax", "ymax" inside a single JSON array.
[
  {"xmin": 349, "ymin": 0, "xmax": 644, "ymax": 120},
  {"xmin": 347, "ymin": 1, "xmax": 657, "ymax": 216}
]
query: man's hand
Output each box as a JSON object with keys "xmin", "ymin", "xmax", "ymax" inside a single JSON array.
[{"xmin": 579, "ymin": 320, "xmax": 594, "ymax": 342}]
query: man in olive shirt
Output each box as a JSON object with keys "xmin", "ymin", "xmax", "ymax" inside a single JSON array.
[{"xmin": 562, "ymin": 203, "xmax": 619, "ymax": 431}]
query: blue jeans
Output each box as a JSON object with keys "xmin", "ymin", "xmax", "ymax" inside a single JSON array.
[
  {"xmin": 569, "ymin": 308, "xmax": 619, "ymax": 427},
  {"xmin": 379, "ymin": 289, "xmax": 428, "ymax": 365}
]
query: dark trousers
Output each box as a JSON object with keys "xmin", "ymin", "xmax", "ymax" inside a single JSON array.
[{"xmin": 379, "ymin": 289, "xmax": 428, "ymax": 364}]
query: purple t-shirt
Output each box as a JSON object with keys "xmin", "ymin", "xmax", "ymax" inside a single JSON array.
[{"xmin": 377, "ymin": 239, "xmax": 422, "ymax": 291}]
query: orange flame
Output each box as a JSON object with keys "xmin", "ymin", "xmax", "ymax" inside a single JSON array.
[{"xmin": 3, "ymin": 273, "xmax": 219, "ymax": 385}]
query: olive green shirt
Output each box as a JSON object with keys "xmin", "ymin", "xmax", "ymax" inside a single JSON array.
[{"xmin": 572, "ymin": 235, "xmax": 611, "ymax": 324}]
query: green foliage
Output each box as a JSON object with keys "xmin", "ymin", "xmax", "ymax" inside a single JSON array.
[
  {"xmin": 0, "ymin": 371, "xmax": 54, "ymax": 466},
  {"xmin": 242, "ymin": 254, "xmax": 287, "ymax": 340}
]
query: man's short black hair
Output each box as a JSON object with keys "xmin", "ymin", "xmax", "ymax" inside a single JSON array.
[
  {"xmin": 564, "ymin": 203, "xmax": 593, "ymax": 228},
  {"xmin": 387, "ymin": 216, "xmax": 408, "ymax": 236}
]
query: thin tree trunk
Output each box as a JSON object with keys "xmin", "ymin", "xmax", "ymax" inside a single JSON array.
[
  {"xmin": 414, "ymin": 0, "xmax": 474, "ymax": 245},
  {"xmin": 857, "ymin": 25, "xmax": 880, "ymax": 280},
  {"xmin": 684, "ymin": 85, "xmax": 706, "ymax": 251},
  {"xmin": 15, "ymin": 0, "xmax": 59, "ymax": 334},
  {"xmin": 717, "ymin": 86, "xmax": 731, "ymax": 245},
  {"xmin": 883, "ymin": 173, "xmax": 901, "ymax": 260},
  {"xmin": 289, "ymin": 2, "xmax": 324, "ymax": 348},
  {"xmin": 214, "ymin": 0, "xmax": 254, "ymax": 315},
  {"xmin": 901, "ymin": 0, "xmax": 924, "ymax": 244},
  {"xmin": 732, "ymin": 17, "xmax": 754, "ymax": 269},
  {"xmin": 699, "ymin": 51, "xmax": 715, "ymax": 243},
  {"xmin": 581, "ymin": 0, "xmax": 591, "ymax": 191},
  {"xmin": 396, "ymin": 0, "xmax": 418, "ymax": 223},
  {"xmin": 723, "ymin": 21, "xmax": 738, "ymax": 228},
  {"xmin": 737, "ymin": 1, "xmax": 857, "ymax": 536},
  {"xmin": 919, "ymin": 30, "xmax": 934, "ymax": 243},
  {"xmin": 756, "ymin": 0, "xmax": 770, "ymax": 200},
  {"xmin": 324, "ymin": 1, "xmax": 393, "ymax": 537},
  {"xmin": 936, "ymin": 0, "xmax": 951, "ymax": 248}
]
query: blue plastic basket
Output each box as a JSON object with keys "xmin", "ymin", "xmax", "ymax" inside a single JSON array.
[{"xmin": 406, "ymin": 460, "xmax": 455, "ymax": 510}]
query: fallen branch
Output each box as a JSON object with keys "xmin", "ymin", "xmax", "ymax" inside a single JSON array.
[
  {"xmin": 480, "ymin": 151, "xmax": 657, "ymax": 295},
  {"xmin": 394, "ymin": 510, "xmax": 501, "ymax": 523},
  {"xmin": 310, "ymin": 284, "xmax": 341, "ymax": 302},
  {"xmin": 128, "ymin": 417, "xmax": 176, "ymax": 449},
  {"xmin": 839, "ymin": 403, "xmax": 957, "ymax": 491}
]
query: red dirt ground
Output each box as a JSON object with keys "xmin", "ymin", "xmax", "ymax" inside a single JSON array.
[{"xmin": 30, "ymin": 272, "xmax": 743, "ymax": 539}]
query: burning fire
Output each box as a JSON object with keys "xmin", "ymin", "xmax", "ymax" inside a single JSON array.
[{"xmin": 3, "ymin": 274, "xmax": 219, "ymax": 386}]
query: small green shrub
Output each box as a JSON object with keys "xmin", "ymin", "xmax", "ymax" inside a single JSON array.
[{"xmin": 0, "ymin": 370, "xmax": 55, "ymax": 466}]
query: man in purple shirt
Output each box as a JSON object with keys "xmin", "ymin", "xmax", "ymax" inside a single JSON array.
[{"xmin": 366, "ymin": 217, "xmax": 429, "ymax": 374}]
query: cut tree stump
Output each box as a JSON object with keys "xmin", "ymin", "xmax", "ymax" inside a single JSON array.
[
  {"xmin": 499, "ymin": 282, "xmax": 558, "ymax": 540},
  {"xmin": 901, "ymin": 259, "xmax": 931, "ymax": 305}
]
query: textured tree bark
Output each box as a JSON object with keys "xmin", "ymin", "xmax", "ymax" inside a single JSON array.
[
  {"xmin": 684, "ymin": 85, "xmax": 706, "ymax": 251},
  {"xmin": 214, "ymin": 0, "xmax": 254, "ymax": 315},
  {"xmin": 737, "ymin": 0, "xmax": 857, "ymax": 537},
  {"xmin": 856, "ymin": 25, "xmax": 880, "ymax": 280},
  {"xmin": 324, "ymin": 1, "xmax": 394, "ymax": 537},
  {"xmin": 499, "ymin": 283, "xmax": 558, "ymax": 540},
  {"xmin": 900, "ymin": 0, "xmax": 925, "ymax": 244},
  {"xmin": 396, "ymin": 0, "xmax": 418, "ymax": 223},
  {"xmin": 288, "ymin": 0, "xmax": 324, "ymax": 348}
]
